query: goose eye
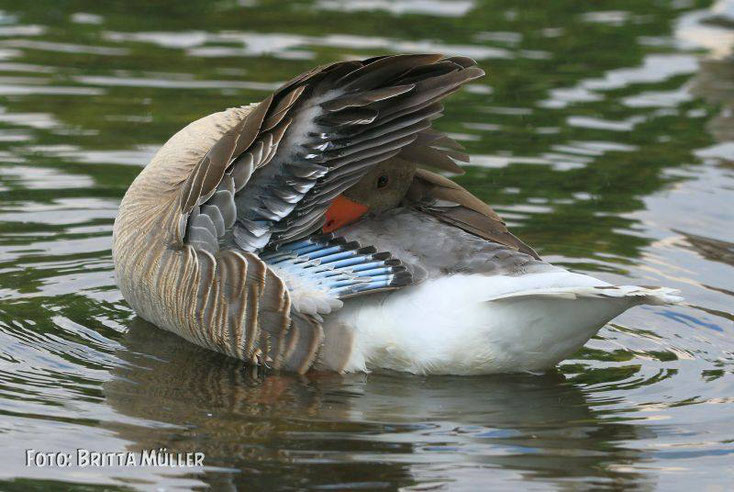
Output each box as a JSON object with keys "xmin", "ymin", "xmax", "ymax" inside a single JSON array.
[{"xmin": 377, "ymin": 175, "xmax": 389, "ymax": 188}]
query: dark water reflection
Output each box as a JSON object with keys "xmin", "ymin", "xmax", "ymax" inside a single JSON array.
[
  {"xmin": 105, "ymin": 319, "xmax": 652, "ymax": 490},
  {"xmin": 0, "ymin": 0, "xmax": 732, "ymax": 489}
]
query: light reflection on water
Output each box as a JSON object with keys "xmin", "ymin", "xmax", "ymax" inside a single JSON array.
[{"xmin": 0, "ymin": 0, "xmax": 732, "ymax": 489}]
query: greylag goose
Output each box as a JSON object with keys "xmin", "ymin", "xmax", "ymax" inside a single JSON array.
[{"xmin": 112, "ymin": 54, "xmax": 680, "ymax": 375}]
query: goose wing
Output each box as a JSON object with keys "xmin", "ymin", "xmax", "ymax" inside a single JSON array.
[
  {"xmin": 407, "ymin": 168, "xmax": 540, "ymax": 259},
  {"xmin": 180, "ymin": 54, "xmax": 483, "ymax": 253}
]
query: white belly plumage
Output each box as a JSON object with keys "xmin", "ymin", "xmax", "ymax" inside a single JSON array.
[{"xmin": 321, "ymin": 270, "xmax": 681, "ymax": 375}]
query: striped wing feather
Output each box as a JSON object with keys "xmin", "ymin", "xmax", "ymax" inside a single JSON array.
[{"xmin": 407, "ymin": 169, "xmax": 540, "ymax": 259}]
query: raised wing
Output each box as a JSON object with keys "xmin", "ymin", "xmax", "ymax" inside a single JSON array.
[
  {"xmin": 178, "ymin": 54, "xmax": 484, "ymax": 255},
  {"xmin": 407, "ymin": 168, "xmax": 540, "ymax": 259}
]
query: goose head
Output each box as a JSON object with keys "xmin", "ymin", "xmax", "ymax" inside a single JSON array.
[{"xmin": 323, "ymin": 157, "xmax": 417, "ymax": 232}]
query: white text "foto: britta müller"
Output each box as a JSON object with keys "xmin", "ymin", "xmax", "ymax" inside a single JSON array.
[{"xmin": 25, "ymin": 449, "xmax": 205, "ymax": 467}]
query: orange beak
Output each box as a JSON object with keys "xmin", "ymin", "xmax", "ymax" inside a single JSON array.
[{"xmin": 323, "ymin": 195, "xmax": 369, "ymax": 233}]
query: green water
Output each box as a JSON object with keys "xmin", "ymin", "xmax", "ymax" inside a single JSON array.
[{"xmin": 0, "ymin": 0, "xmax": 733, "ymax": 489}]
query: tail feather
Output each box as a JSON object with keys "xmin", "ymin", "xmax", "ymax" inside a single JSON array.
[{"xmin": 487, "ymin": 285, "xmax": 683, "ymax": 306}]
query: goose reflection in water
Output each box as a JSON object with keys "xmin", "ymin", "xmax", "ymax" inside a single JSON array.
[{"xmin": 104, "ymin": 317, "xmax": 655, "ymax": 490}]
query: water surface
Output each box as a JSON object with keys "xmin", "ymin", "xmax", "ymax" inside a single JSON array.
[{"xmin": 0, "ymin": 0, "xmax": 733, "ymax": 489}]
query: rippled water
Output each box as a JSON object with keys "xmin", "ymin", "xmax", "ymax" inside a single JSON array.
[{"xmin": 0, "ymin": 0, "xmax": 732, "ymax": 489}]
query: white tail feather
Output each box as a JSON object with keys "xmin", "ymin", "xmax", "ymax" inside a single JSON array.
[{"xmin": 487, "ymin": 285, "xmax": 683, "ymax": 305}]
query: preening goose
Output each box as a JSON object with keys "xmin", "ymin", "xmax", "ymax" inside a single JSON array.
[{"xmin": 112, "ymin": 54, "xmax": 681, "ymax": 375}]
